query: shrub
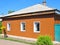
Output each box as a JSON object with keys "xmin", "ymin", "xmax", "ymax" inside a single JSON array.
[{"xmin": 35, "ymin": 36, "xmax": 53, "ymax": 45}]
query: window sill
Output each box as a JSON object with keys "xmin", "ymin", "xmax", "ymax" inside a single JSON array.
[
  {"xmin": 34, "ymin": 31, "xmax": 40, "ymax": 33},
  {"xmin": 7, "ymin": 30, "xmax": 10, "ymax": 32},
  {"xmin": 8, "ymin": 31, "xmax": 10, "ymax": 32},
  {"xmin": 21, "ymin": 30, "xmax": 26, "ymax": 32}
]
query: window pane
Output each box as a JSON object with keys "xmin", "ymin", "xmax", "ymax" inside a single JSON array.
[
  {"xmin": 34, "ymin": 22, "xmax": 40, "ymax": 32},
  {"xmin": 7, "ymin": 23, "xmax": 10, "ymax": 31},
  {"xmin": 37, "ymin": 23, "xmax": 39, "ymax": 31},
  {"xmin": 21, "ymin": 22, "xmax": 25, "ymax": 31},
  {"xmin": 22, "ymin": 23, "xmax": 25, "ymax": 30}
]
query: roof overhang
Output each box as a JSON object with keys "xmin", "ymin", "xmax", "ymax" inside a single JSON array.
[{"xmin": 1, "ymin": 9, "xmax": 56, "ymax": 19}]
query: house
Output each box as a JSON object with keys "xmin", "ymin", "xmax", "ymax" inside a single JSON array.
[{"xmin": 1, "ymin": 3, "xmax": 60, "ymax": 42}]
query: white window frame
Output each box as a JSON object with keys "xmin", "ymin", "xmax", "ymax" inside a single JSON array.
[
  {"xmin": 7, "ymin": 23, "xmax": 10, "ymax": 31},
  {"xmin": 33, "ymin": 22, "xmax": 40, "ymax": 33},
  {"xmin": 20, "ymin": 22, "xmax": 26, "ymax": 32}
]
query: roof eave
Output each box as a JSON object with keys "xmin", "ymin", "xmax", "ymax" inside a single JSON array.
[
  {"xmin": 0, "ymin": 9, "xmax": 56, "ymax": 19},
  {"xmin": 2, "ymin": 9, "xmax": 56, "ymax": 17}
]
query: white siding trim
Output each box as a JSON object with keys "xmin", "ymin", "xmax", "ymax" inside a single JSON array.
[
  {"xmin": 20, "ymin": 22, "xmax": 26, "ymax": 32},
  {"xmin": 7, "ymin": 23, "xmax": 10, "ymax": 31}
]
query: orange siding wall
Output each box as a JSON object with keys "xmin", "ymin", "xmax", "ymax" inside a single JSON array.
[
  {"xmin": 55, "ymin": 15, "xmax": 60, "ymax": 24},
  {"xmin": 2, "ymin": 15, "xmax": 55, "ymax": 40},
  {"xmin": 55, "ymin": 20, "xmax": 60, "ymax": 24}
]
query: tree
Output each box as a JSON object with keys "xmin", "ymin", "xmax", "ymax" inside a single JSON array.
[
  {"xmin": 8, "ymin": 10, "xmax": 15, "ymax": 14},
  {"xmin": 0, "ymin": 21, "xmax": 2, "ymax": 34},
  {"xmin": 1, "ymin": 26, "xmax": 7, "ymax": 38}
]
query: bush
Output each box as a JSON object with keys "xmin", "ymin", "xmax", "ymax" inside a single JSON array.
[{"xmin": 35, "ymin": 36, "xmax": 53, "ymax": 45}]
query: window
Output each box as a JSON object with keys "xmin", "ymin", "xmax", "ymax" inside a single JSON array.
[
  {"xmin": 7, "ymin": 23, "xmax": 10, "ymax": 31},
  {"xmin": 21, "ymin": 22, "xmax": 25, "ymax": 31},
  {"xmin": 34, "ymin": 22, "xmax": 40, "ymax": 33}
]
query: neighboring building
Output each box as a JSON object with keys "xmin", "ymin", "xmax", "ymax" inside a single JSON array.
[
  {"xmin": 1, "ymin": 4, "xmax": 60, "ymax": 41},
  {"xmin": 0, "ymin": 15, "xmax": 2, "ymax": 21},
  {"xmin": 0, "ymin": 19, "xmax": 2, "ymax": 21}
]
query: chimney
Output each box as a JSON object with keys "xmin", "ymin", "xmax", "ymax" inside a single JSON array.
[{"xmin": 42, "ymin": 0, "xmax": 46, "ymax": 6}]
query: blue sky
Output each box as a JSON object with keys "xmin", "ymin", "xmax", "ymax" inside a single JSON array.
[{"xmin": 0, "ymin": 0, "xmax": 60, "ymax": 15}]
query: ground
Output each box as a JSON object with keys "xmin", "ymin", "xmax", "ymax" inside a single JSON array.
[{"xmin": 0, "ymin": 39, "xmax": 30, "ymax": 45}]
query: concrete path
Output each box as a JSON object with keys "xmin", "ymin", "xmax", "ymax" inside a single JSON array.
[{"xmin": 0, "ymin": 39, "xmax": 30, "ymax": 45}]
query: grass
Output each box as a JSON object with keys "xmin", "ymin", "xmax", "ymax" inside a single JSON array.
[{"xmin": 0, "ymin": 36, "xmax": 35, "ymax": 45}]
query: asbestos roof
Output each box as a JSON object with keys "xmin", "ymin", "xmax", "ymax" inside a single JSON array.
[{"xmin": 7, "ymin": 4, "xmax": 55, "ymax": 16}]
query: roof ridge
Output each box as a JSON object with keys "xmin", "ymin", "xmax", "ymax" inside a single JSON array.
[{"xmin": 6, "ymin": 4, "xmax": 55, "ymax": 16}]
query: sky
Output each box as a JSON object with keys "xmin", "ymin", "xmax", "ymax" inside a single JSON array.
[{"xmin": 0, "ymin": 0, "xmax": 60, "ymax": 15}]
